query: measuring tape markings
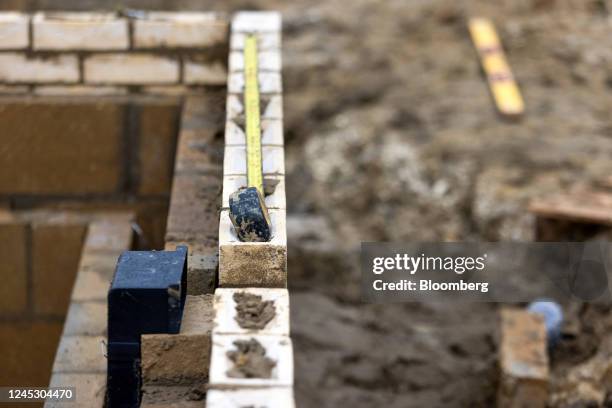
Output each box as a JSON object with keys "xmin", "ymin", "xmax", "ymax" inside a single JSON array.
[
  {"xmin": 469, "ymin": 18, "xmax": 525, "ymax": 117},
  {"xmin": 244, "ymin": 35, "xmax": 265, "ymax": 195}
]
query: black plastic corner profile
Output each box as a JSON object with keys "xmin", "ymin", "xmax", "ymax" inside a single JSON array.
[{"xmin": 106, "ymin": 245, "xmax": 188, "ymax": 408}]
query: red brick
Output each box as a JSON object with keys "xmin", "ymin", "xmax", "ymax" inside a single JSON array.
[
  {"xmin": 0, "ymin": 321, "xmax": 63, "ymax": 387},
  {"xmin": 139, "ymin": 101, "xmax": 181, "ymax": 195},
  {"xmin": 0, "ymin": 101, "xmax": 124, "ymax": 194},
  {"xmin": 0, "ymin": 220, "xmax": 28, "ymax": 314},
  {"xmin": 32, "ymin": 222, "xmax": 86, "ymax": 316}
]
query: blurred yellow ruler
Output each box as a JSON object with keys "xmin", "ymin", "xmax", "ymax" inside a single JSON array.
[
  {"xmin": 244, "ymin": 34, "xmax": 264, "ymax": 195},
  {"xmin": 468, "ymin": 18, "xmax": 525, "ymax": 118}
]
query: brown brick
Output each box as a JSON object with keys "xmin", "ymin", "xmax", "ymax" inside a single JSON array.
[
  {"xmin": 32, "ymin": 222, "xmax": 86, "ymax": 315},
  {"xmin": 165, "ymin": 173, "xmax": 221, "ymax": 242},
  {"xmin": 498, "ymin": 308, "xmax": 549, "ymax": 408},
  {"xmin": 0, "ymin": 101, "xmax": 123, "ymax": 194},
  {"xmin": 47, "ymin": 373, "xmax": 105, "ymax": 408},
  {"xmin": 174, "ymin": 128, "xmax": 223, "ymax": 175},
  {"xmin": 0, "ymin": 220, "xmax": 28, "ymax": 314},
  {"xmin": 141, "ymin": 385, "xmax": 205, "ymax": 408},
  {"xmin": 138, "ymin": 101, "xmax": 180, "ymax": 195},
  {"xmin": 52, "ymin": 335, "xmax": 106, "ymax": 373},
  {"xmin": 141, "ymin": 295, "xmax": 213, "ymax": 385},
  {"xmin": 0, "ymin": 321, "xmax": 63, "ymax": 387}
]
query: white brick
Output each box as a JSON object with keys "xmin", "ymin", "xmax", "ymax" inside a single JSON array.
[
  {"xmin": 230, "ymin": 32, "xmax": 281, "ymax": 51},
  {"xmin": 225, "ymin": 119, "xmax": 283, "ymax": 146},
  {"xmin": 34, "ymin": 86, "xmax": 128, "ymax": 96},
  {"xmin": 84, "ymin": 54, "xmax": 179, "ymax": 84},
  {"xmin": 207, "ymin": 388, "xmax": 295, "ymax": 408},
  {"xmin": 228, "ymin": 71, "xmax": 281, "ymax": 94},
  {"xmin": 232, "ymin": 12, "xmax": 281, "ymax": 33},
  {"xmin": 229, "ymin": 50, "xmax": 282, "ymax": 72},
  {"xmin": 219, "ymin": 209, "xmax": 287, "ymax": 288},
  {"xmin": 209, "ymin": 334, "xmax": 293, "ymax": 388},
  {"xmin": 0, "ymin": 53, "xmax": 79, "ymax": 83},
  {"xmin": 222, "ymin": 175, "xmax": 285, "ymax": 210},
  {"xmin": 0, "ymin": 13, "xmax": 29, "ymax": 49},
  {"xmin": 223, "ymin": 145, "xmax": 284, "ymax": 176},
  {"xmin": 213, "ymin": 288, "xmax": 290, "ymax": 336},
  {"xmin": 183, "ymin": 59, "xmax": 226, "ymax": 85},
  {"xmin": 227, "ymin": 94, "xmax": 283, "ymax": 121},
  {"xmin": 133, "ymin": 12, "xmax": 228, "ymax": 48},
  {"xmin": 33, "ymin": 12, "xmax": 128, "ymax": 50}
]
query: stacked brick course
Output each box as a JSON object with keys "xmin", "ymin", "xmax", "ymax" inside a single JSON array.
[
  {"xmin": 210, "ymin": 11, "xmax": 295, "ymax": 407},
  {"xmin": 0, "ymin": 11, "xmax": 228, "ymax": 95},
  {"xmin": 43, "ymin": 214, "xmax": 134, "ymax": 407}
]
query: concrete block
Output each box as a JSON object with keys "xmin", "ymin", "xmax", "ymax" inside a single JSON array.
[
  {"xmin": 0, "ymin": 221, "xmax": 27, "ymax": 314},
  {"xmin": 133, "ymin": 12, "xmax": 228, "ymax": 48},
  {"xmin": 222, "ymin": 175, "xmax": 285, "ymax": 210},
  {"xmin": 230, "ymin": 31, "xmax": 281, "ymax": 51},
  {"xmin": 209, "ymin": 334, "xmax": 293, "ymax": 388},
  {"xmin": 225, "ymin": 119, "xmax": 283, "ymax": 146},
  {"xmin": 33, "ymin": 12, "xmax": 128, "ymax": 50},
  {"xmin": 232, "ymin": 12, "xmax": 281, "ymax": 33},
  {"xmin": 33, "ymin": 85, "xmax": 128, "ymax": 95},
  {"xmin": 223, "ymin": 145, "xmax": 284, "ymax": 176},
  {"xmin": 213, "ymin": 288, "xmax": 289, "ymax": 336},
  {"xmin": 206, "ymin": 388, "xmax": 295, "ymax": 408},
  {"xmin": 226, "ymin": 94, "xmax": 283, "ymax": 121},
  {"xmin": 229, "ymin": 50, "xmax": 281, "ymax": 72},
  {"xmin": 0, "ymin": 13, "xmax": 29, "ymax": 49},
  {"xmin": 46, "ymin": 373, "xmax": 105, "ymax": 408},
  {"xmin": 218, "ymin": 209, "xmax": 287, "ymax": 288},
  {"xmin": 0, "ymin": 53, "xmax": 79, "ymax": 83},
  {"xmin": 228, "ymin": 71, "xmax": 281, "ymax": 94},
  {"xmin": 52, "ymin": 336, "xmax": 106, "ymax": 373},
  {"xmin": 141, "ymin": 295, "xmax": 213, "ymax": 385},
  {"xmin": 498, "ymin": 308, "xmax": 549, "ymax": 408},
  {"xmin": 84, "ymin": 54, "xmax": 179, "ymax": 84},
  {"xmin": 183, "ymin": 58, "xmax": 226, "ymax": 85}
]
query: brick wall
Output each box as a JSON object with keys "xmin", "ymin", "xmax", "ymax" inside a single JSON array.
[
  {"xmin": 0, "ymin": 11, "xmax": 228, "ymax": 95},
  {"xmin": 0, "ymin": 96, "xmax": 183, "ymax": 249},
  {"xmin": 0, "ymin": 210, "xmax": 132, "ymax": 392}
]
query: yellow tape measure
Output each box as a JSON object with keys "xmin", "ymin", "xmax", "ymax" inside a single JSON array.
[
  {"xmin": 468, "ymin": 18, "xmax": 525, "ymax": 118},
  {"xmin": 244, "ymin": 35, "xmax": 264, "ymax": 195}
]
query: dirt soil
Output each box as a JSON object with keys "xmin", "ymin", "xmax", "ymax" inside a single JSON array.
[
  {"xmin": 233, "ymin": 291, "xmax": 276, "ymax": 330},
  {"xmin": 18, "ymin": 0, "xmax": 612, "ymax": 406}
]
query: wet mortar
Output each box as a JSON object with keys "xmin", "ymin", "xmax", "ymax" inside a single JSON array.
[
  {"xmin": 234, "ymin": 292, "xmax": 276, "ymax": 330},
  {"xmin": 226, "ymin": 338, "xmax": 277, "ymax": 379}
]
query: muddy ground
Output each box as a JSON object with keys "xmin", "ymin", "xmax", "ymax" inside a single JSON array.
[{"xmin": 15, "ymin": 0, "xmax": 612, "ymax": 406}]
